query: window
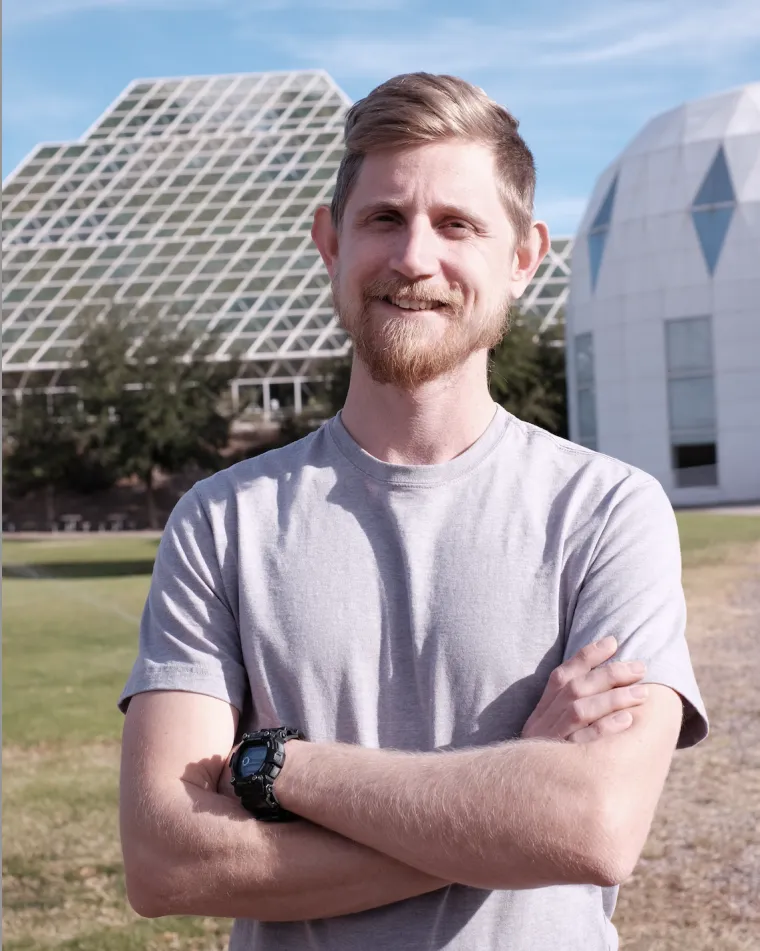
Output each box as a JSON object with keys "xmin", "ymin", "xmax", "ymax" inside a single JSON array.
[
  {"xmin": 587, "ymin": 174, "xmax": 618, "ymax": 291},
  {"xmin": 574, "ymin": 332, "xmax": 597, "ymax": 450},
  {"xmin": 691, "ymin": 147, "xmax": 735, "ymax": 275},
  {"xmin": 665, "ymin": 316, "xmax": 718, "ymax": 488}
]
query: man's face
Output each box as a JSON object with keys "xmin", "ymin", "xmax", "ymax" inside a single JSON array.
[{"xmin": 324, "ymin": 141, "xmax": 522, "ymax": 388}]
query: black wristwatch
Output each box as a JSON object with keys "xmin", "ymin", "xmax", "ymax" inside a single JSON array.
[{"xmin": 229, "ymin": 727, "xmax": 305, "ymax": 821}]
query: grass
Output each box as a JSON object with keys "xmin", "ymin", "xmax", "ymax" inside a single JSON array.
[
  {"xmin": 2, "ymin": 537, "xmax": 158, "ymax": 747},
  {"xmin": 2, "ymin": 513, "xmax": 759, "ymax": 948},
  {"xmin": 676, "ymin": 511, "xmax": 760, "ymax": 561}
]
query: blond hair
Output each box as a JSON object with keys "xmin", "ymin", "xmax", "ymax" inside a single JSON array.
[{"xmin": 331, "ymin": 72, "xmax": 536, "ymax": 244}]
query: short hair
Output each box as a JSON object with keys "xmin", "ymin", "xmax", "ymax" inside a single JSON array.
[{"xmin": 330, "ymin": 72, "xmax": 536, "ymax": 245}]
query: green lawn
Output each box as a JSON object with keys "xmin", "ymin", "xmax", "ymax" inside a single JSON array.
[
  {"xmin": 3, "ymin": 537, "xmax": 158, "ymax": 747},
  {"xmin": 2, "ymin": 513, "xmax": 759, "ymax": 949}
]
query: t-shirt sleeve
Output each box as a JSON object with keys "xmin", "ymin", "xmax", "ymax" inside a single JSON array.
[
  {"xmin": 564, "ymin": 475, "xmax": 708, "ymax": 748},
  {"xmin": 118, "ymin": 485, "xmax": 248, "ymax": 714}
]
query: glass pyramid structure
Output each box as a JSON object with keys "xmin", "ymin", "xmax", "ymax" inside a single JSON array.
[
  {"xmin": 519, "ymin": 236, "xmax": 572, "ymax": 329},
  {"xmin": 2, "ymin": 69, "xmax": 572, "ymax": 415}
]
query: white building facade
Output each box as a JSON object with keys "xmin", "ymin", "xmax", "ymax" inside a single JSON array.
[{"xmin": 567, "ymin": 83, "xmax": 760, "ymax": 506}]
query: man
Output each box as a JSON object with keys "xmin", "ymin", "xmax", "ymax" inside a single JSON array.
[{"xmin": 119, "ymin": 73, "xmax": 708, "ymax": 950}]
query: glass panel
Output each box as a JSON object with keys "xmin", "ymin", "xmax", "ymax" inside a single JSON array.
[
  {"xmin": 574, "ymin": 333, "xmax": 594, "ymax": 385},
  {"xmin": 672, "ymin": 443, "xmax": 718, "ymax": 487},
  {"xmin": 691, "ymin": 207, "xmax": 733, "ymax": 274},
  {"xmin": 33, "ymin": 287, "xmax": 59, "ymax": 302},
  {"xmin": 693, "ymin": 147, "xmax": 735, "ymax": 207},
  {"xmin": 591, "ymin": 176, "xmax": 618, "ymax": 230},
  {"xmin": 665, "ymin": 317, "xmax": 712, "ymax": 373},
  {"xmin": 577, "ymin": 389, "xmax": 597, "ymax": 440},
  {"xmin": 587, "ymin": 231, "xmax": 607, "ymax": 290},
  {"xmin": 668, "ymin": 376, "xmax": 716, "ymax": 432}
]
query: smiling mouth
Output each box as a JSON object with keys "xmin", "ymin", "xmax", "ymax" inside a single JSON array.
[{"xmin": 380, "ymin": 296, "xmax": 446, "ymax": 312}]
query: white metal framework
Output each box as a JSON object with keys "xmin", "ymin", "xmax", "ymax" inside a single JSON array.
[
  {"xmin": 2, "ymin": 69, "xmax": 572, "ymax": 415},
  {"xmin": 519, "ymin": 237, "xmax": 571, "ymax": 330}
]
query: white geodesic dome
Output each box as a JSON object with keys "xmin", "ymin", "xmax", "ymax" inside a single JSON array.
[{"xmin": 567, "ymin": 82, "xmax": 760, "ymax": 505}]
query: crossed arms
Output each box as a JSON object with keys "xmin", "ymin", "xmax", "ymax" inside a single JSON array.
[{"xmin": 120, "ymin": 639, "xmax": 684, "ymax": 922}]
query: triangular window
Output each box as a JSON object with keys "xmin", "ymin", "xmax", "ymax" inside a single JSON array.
[{"xmin": 587, "ymin": 174, "xmax": 618, "ymax": 291}]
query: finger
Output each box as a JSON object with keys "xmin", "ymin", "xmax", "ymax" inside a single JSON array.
[
  {"xmin": 557, "ymin": 659, "xmax": 647, "ymax": 703},
  {"xmin": 537, "ymin": 636, "xmax": 619, "ymax": 716},
  {"xmin": 567, "ymin": 710, "xmax": 634, "ymax": 744},
  {"xmin": 555, "ymin": 684, "xmax": 648, "ymax": 737}
]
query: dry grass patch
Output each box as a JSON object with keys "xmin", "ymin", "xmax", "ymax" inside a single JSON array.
[
  {"xmin": 615, "ymin": 541, "xmax": 760, "ymax": 950},
  {"xmin": 2, "ymin": 736, "xmax": 232, "ymax": 950}
]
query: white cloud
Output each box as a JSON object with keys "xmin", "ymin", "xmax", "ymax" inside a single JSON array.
[
  {"xmin": 3, "ymin": 0, "xmax": 224, "ymax": 27},
  {"xmin": 3, "ymin": 0, "xmax": 401, "ymax": 28},
  {"xmin": 538, "ymin": 0, "xmax": 760, "ymax": 67},
  {"xmin": 268, "ymin": 0, "xmax": 760, "ymax": 78}
]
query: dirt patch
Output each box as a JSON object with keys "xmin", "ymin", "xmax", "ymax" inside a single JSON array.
[{"xmin": 614, "ymin": 542, "xmax": 760, "ymax": 950}]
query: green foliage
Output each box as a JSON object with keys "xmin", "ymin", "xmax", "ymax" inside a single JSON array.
[
  {"xmin": 70, "ymin": 306, "xmax": 240, "ymax": 526},
  {"xmin": 317, "ymin": 354, "xmax": 353, "ymax": 415},
  {"xmin": 3, "ymin": 393, "xmax": 117, "ymax": 521},
  {"xmin": 489, "ymin": 309, "xmax": 568, "ymax": 437},
  {"xmin": 3, "ymin": 394, "xmax": 80, "ymax": 499}
]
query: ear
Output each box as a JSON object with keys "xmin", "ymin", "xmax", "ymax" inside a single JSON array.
[
  {"xmin": 509, "ymin": 221, "xmax": 550, "ymax": 300},
  {"xmin": 311, "ymin": 205, "xmax": 340, "ymax": 279}
]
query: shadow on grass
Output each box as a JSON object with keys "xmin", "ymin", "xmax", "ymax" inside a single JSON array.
[{"xmin": 2, "ymin": 561, "xmax": 156, "ymax": 579}]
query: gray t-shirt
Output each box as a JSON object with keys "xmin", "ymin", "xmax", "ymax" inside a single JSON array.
[{"xmin": 120, "ymin": 405, "xmax": 708, "ymax": 951}]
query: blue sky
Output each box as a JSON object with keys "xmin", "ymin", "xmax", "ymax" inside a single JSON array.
[{"xmin": 3, "ymin": 0, "xmax": 760, "ymax": 235}]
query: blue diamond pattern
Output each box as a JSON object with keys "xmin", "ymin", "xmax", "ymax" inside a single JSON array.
[
  {"xmin": 693, "ymin": 147, "xmax": 735, "ymax": 206},
  {"xmin": 691, "ymin": 147, "xmax": 736, "ymax": 274},
  {"xmin": 691, "ymin": 206, "xmax": 734, "ymax": 274}
]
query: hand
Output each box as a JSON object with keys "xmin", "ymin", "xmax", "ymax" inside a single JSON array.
[
  {"xmin": 217, "ymin": 757, "xmax": 239, "ymax": 805},
  {"xmin": 522, "ymin": 636, "xmax": 648, "ymax": 744}
]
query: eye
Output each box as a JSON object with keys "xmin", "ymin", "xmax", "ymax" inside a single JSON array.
[
  {"xmin": 372, "ymin": 213, "xmax": 399, "ymax": 224},
  {"xmin": 442, "ymin": 219, "xmax": 471, "ymax": 233}
]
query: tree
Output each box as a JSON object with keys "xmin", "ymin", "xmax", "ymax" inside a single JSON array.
[
  {"xmin": 71, "ymin": 306, "xmax": 241, "ymax": 528},
  {"xmin": 318, "ymin": 353, "xmax": 353, "ymax": 416},
  {"xmin": 3, "ymin": 394, "xmax": 81, "ymax": 527},
  {"xmin": 489, "ymin": 308, "xmax": 567, "ymax": 437}
]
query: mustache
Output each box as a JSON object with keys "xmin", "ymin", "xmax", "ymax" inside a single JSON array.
[{"xmin": 361, "ymin": 278, "xmax": 463, "ymax": 309}]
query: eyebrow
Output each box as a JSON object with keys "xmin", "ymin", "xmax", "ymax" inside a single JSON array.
[{"xmin": 354, "ymin": 200, "xmax": 491, "ymax": 232}]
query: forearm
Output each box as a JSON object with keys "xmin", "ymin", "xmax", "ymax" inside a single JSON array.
[
  {"xmin": 123, "ymin": 780, "xmax": 448, "ymax": 921},
  {"xmin": 275, "ymin": 738, "xmax": 617, "ymax": 891}
]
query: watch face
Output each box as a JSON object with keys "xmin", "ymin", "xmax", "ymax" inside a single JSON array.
[{"xmin": 238, "ymin": 745, "xmax": 268, "ymax": 778}]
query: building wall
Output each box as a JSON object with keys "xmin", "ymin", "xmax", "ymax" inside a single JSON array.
[{"xmin": 567, "ymin": 85, "xmax": 760, "ymax": 505}]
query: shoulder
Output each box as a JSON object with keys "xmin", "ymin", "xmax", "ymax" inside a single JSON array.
[
  {"xmin": 498, "ymin": 413, "xmax": 673, "ymax": 546},
  {"xmin": 190, "ymin": 419, "xmax": 333, "ymax": 509},
  {"xmin": 504, "ymin": 413, "xmax": 660, "ymax": 502}
]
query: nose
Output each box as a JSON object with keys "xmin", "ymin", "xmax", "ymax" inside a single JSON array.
[{"xmin": 388, "ymin": 217, "xmax": 440, "ymax": 282}]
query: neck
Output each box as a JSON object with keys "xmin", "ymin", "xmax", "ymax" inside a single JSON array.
[{"xmin": 339, "ymin": 351, "xmax": 497, "ymax": 465}]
